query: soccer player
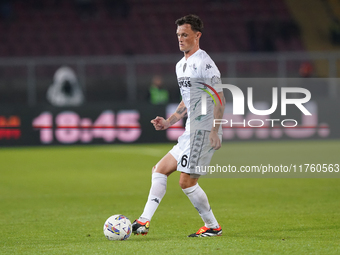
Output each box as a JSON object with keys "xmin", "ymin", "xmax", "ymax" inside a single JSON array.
[{"xmin": 132, "ymin": 14, "xmax": 225, "ymax": 237}]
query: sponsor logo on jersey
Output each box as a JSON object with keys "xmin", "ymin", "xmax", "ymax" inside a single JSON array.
[
  {"xmin": 205, "ymin": 64, "xmax": 212, "ymax": 70},
  {"xmin": 178, "ymin": 77, "xmax": 191, "ymax": 88}
]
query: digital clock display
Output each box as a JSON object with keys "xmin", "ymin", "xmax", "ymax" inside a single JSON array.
[{"xmin": 32, "ymin": 110, "xmax": 142, "ymax": 144}]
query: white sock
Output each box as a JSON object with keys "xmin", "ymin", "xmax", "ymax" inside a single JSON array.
[
  {"xmin": 182, "ymin": 183, "xmax": 219, "ymax": 229},
  {"xmin": 139, "ymin": 172, "xmax": 167, "ymax": 222}
]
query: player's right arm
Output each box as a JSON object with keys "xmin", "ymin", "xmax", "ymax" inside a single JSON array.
[{"xmin": 151, "ymin": 100, "xmax": 187, "ymax": 130}]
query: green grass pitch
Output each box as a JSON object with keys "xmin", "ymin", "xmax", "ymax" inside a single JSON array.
[{"xmin": 0, "ymin": 140, "xmax": 339, "ymax": 254}]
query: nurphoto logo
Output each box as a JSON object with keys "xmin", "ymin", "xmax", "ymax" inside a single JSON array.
[{"xmin": 200, "ymin": 83, "xmax": 312, "ymax": 128}]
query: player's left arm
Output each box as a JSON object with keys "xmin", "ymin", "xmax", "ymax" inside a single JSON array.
[{"xmin": 209, "ymin": 91, "xmax": 225, "ymax": 150}]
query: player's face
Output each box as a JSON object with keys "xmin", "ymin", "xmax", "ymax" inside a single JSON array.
[{"xmin": 176, "ymin": 24, "xmax": 201, "ymax": 53}]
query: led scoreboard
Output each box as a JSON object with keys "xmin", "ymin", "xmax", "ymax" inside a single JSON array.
[
  {"xmin": 0, "ymin": 100, "xmax": 337, "ymax": 147},
  {"xmin": 0, "ymin": 104, "xmax": 165, "ymax": 146},
  {"xmin": 32, "ymin": 110, "xmax": 141, "ymax": 144}
]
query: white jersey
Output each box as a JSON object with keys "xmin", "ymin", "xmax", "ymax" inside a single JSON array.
[{"xmin": 176, "ymin": 49, "xmax": 222, "ymax": 134}]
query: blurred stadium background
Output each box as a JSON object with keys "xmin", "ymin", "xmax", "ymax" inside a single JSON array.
[{"xmin": 0, "ymin": 0, "xmax": 339, "ymax": 144}]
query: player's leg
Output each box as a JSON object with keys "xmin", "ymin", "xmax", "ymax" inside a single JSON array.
[
  {"xmin": 140, "ymin": 152, "xmax": 177, "ymax": 220},
  {"xmin": 179, "ymin": 130, "xmax": 222, "ymax": 237},
  {"xmin": 180, "ymin": 174, "xmax": 222, "ymax": 237},
  {"xmin": 132, "ymin": 152, "xmax": 177, "ymax": 235}
]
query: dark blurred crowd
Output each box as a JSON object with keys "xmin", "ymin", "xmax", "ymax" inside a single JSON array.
[
  {"xmin": 246, "ymin": 19, "xmax": 301, "ymax": 52},
  {"xmin": 0, "ymin": 0, "xmax": 130, "ymax": 22},
  {"xmin": 74, "ymin": 0, "xmax": 130, "ymax": 19}
]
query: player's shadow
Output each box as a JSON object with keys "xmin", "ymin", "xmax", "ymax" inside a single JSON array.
[{"xmin": 129, "ymin": 235, "xmax": 228, "ymax": 241}]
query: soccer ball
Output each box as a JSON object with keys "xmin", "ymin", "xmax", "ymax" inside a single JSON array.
[{"xmin": 103, "ymin": 214, "xmax": 132, "ymax": 241}]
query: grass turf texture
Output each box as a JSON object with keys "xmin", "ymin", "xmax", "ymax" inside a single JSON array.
[{"xmin": 0, "ymin": 140, "xmax": 339, "ymax": 255}]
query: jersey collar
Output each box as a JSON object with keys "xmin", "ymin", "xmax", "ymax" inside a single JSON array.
[{"xmin": 184, "ymin": 48, "xmax": 202, "ymax": 61}]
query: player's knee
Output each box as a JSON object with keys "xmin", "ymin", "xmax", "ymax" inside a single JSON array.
[
  {"xmin": 179, "ymin": 174, "xmax": 198, "ymax": 189},
  {"xmin": 179, "ymin": 178, "xmax": 193, "ymax": 189},
  {"xmin": 179, "ymin": 179, "xmax": 186, "ymax": 189},
  {"xmin": 152, "ymin": 165, "xmax": 156, "ymax": 173}
]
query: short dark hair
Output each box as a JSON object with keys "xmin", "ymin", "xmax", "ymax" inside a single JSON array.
[{"xmin": 175, "ymin": 14, "xmax": 203, "ymax": 32}]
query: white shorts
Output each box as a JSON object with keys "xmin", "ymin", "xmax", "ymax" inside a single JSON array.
[{"xmin": 169, "ymin": 129, "xmax": 221, "ymax": 176}]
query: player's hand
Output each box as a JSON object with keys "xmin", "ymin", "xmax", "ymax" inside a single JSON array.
[
  {"xmin": 209, "ymin": 131, "xmax": 221, "ymax": 150},
  {"xmin": 151, "ymin": 116, "xmax": 170, "ymax": 130}
]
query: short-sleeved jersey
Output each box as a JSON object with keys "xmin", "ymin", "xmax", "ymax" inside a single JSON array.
[{"xmin": 176, "ymin": 49, "xmax": 222, "ymax": 134}]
